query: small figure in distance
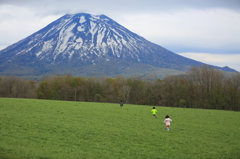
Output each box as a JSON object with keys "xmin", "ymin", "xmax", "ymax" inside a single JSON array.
[
  {"xmin": 119, "ymin": 100, "xmax": 123, "ymax": 108},
  {"xmin": 151, "ymin": 107, "xmax": 158, "ymax": 118},
  {"xmin": 163, "ymin": 115, "xmax": 172, "ymax": 131}
]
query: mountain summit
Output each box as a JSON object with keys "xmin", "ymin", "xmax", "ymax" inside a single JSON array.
[{"xmin": 0, "ymin": 13, "xmax": 237, "ymax": 78}]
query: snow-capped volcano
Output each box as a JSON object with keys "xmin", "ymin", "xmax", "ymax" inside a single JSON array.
[
  {"xmin": 0, "ymin": 13, "xmax": 237, "ymax": 78},
  {"xmin": 1, "ymin": 13, "xmax": 151, "ymax": 64}
]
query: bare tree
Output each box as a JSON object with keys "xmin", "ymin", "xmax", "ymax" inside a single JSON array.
[
  {"xmin": 0, "ymin": 76, "xmax": 35, "ymax": 98},
  {"xmin": 120, "ymin": 85, "xmax": 131, "ymax": 103},
  {"xmin": 224, "ymin": 73, "xmax": 240, "ymax": 110}
]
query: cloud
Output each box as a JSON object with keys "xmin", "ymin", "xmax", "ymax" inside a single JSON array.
[
  {"xmin": 119, "ymin": 9, "xmax": 240, "ymax": 53},
  {"xmin": 0, "ymin": 5, "xmax": 61, "ymax": 49},
  {"xmin": 1, "ymin": 0, "xmax": 240, "ymax": 13},
  {"xmin": 177, "ymin": 52, "xmax": 240, "ymax": 72}
]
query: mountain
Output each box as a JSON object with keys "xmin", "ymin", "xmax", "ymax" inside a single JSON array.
[{"xmin": 0, "ymin": 13, "xmax": 237, "ymax": 79}]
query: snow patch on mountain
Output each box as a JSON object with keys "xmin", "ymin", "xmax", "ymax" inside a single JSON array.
[{"xmin": 79, "ymin": 15, "xmax": 86, "ymax": 23}]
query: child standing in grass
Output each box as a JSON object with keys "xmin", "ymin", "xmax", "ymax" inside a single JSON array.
[
  {"xmin": 119, "ymin": 101, "xmax": 123, "ymax": 108},
  {"xmin": 151, "ymin": 107, "xmax": 158, "ymax": 118},
  {"xmin": 163, "ymin": 115, "xmax": 172, "ymax": 131}
]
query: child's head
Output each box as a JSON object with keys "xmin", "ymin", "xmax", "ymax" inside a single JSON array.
[
  {"xmin": 153, "ymin": 107, "xmax": 155, "ymax": 109},
  {"xmin": 165, "ymin": 115, "xmax": 169, "ymax": 118}
]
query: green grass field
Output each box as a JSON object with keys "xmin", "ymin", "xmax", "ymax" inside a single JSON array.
[{"xmin": 0, "ymin": 98, "xmax": 240, "ymax": 159}]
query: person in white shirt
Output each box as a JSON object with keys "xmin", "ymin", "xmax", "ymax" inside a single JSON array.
[{"xmin": 163, "ymin": 115, "xmax": 172, "ymax": 131}]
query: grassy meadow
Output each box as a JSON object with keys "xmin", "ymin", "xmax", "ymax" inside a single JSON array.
[{"xmin": 0, "ymin": 98, "xmax": 240, "ymax": 159}]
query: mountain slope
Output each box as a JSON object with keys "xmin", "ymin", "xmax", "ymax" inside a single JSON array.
[{"xmin": 0, "ymin": 13, "xmax": 237, "ymax": 78}]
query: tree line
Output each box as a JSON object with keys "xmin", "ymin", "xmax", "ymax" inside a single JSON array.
[{"xmin": 0, "ymin": 65, "xmax": 239, "ymax": 111}]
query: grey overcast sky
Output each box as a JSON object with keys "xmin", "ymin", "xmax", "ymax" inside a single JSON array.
[{"xmin": 0, "ymin": 0, "xmax": 240, "ymax": 71}]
